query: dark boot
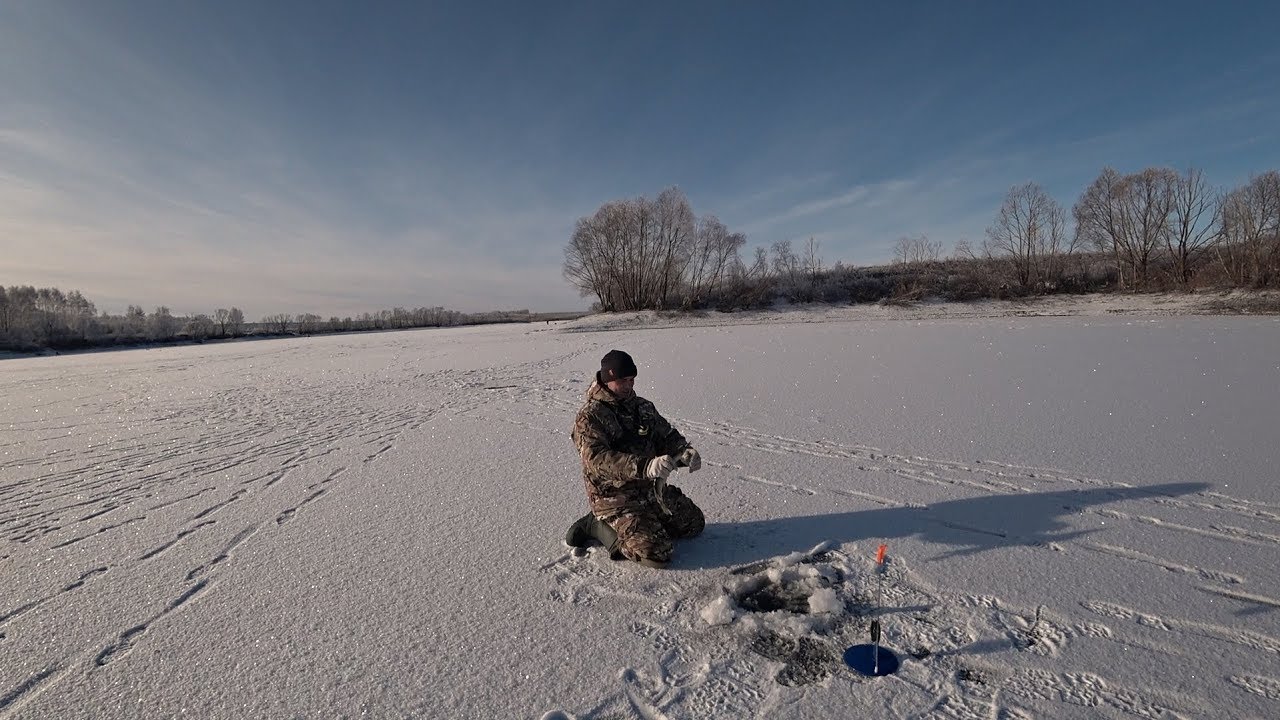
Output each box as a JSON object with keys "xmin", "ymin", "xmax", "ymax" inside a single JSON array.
[
  {"xmin": 564, "ymin": 513, "xmax": 618, "ymax": 555},
  {"xmin": 565, "ymin": 513, "xmax": 594, "ymax": 548}
]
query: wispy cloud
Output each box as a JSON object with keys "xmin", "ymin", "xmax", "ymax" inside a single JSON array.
[
  {"xmin": 741, "ymin": 179, "xmax": 917, "ymax": 233},
  {"xmin": 720, "ymin": 172, "xmax": 835, "ymax": 212}
]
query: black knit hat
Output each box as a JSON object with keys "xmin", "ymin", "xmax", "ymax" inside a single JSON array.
[{"xmin": 599, "ymin": 349, "xmax": 638, "ymax": 382}]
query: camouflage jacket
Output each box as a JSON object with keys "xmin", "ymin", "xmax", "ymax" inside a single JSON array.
[{"xmin": 571, "ymin": 376, "xmax": 691, "ymax": 516}]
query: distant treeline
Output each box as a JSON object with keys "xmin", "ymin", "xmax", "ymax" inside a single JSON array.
[
  {"xmin": 563, "ymin": 169, "xmax": 1280, "ymax": 311},
  {"xmin": 0, "ymin": 289, "xmax": 555, "ymax": 353},
  {"xmin": 8, "ymin": 167, "xmax": 1277, "ymax": 353}
]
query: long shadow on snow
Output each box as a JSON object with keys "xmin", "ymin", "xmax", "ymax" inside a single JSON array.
[{"xmin": 676, "ymin": 482, "xmax": 1211, "ymax": 570}]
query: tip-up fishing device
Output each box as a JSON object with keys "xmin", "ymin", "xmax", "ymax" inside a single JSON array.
[{"xmin": 843, "ymin": 543, "xmax": 902, "ymax": 677}]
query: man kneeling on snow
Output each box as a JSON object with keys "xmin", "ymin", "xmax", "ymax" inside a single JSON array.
[{"xmin": 565, "ymin": 350, "xmax": 704, "ymax": 568}]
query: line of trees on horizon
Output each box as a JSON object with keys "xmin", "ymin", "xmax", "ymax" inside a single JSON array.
[
  {"xmin": 0, "ymin": 288, "xmax": 546, "ymax": 353},
  {"xmin": 563, "ymin": 168, "xmax": 1280, "ymax": 312},
  {"xmin": 7, "ymin": 166, "xmax": 1275, "ymax": 353}
]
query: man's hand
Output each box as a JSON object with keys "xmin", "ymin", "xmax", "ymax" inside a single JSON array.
[
  {"xmin": 645, "ymin": 455, "xmax": 678, "ymax": 480},
  {"xmin": 677, "ymin": 447, "xmax": 702, "ymax": 472}
]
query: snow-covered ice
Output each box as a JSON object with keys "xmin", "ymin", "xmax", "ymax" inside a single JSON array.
[{"xmin": 2, "ymin": 307, "xmax": 1279, "ymax": 718}]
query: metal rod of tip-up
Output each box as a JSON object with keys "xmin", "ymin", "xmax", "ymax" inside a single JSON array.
[
  {"xmin": 872, "ymin": 543, "xmax": 887, "ymax": 674},
  {"xmin": 842, "ymin": 542, "xmax": 901, "ymax": 677}
]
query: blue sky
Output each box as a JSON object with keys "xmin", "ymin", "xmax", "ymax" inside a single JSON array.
[{"xmin": 2, "ymin": 1, "xmax": 1277, "ymax": 318}]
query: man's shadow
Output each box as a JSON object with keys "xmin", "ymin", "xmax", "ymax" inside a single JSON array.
[{"xmin": 677, "ymin": 482, "xmax": 1211, "ymax": 569}]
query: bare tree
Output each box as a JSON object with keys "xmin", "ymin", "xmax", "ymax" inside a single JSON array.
[
  {"xmin": 750, "ymin": 246, "xmax": 770, "ymax": 279},
  {"xmin": 214, "ymin": 308, "xmax": 231, "ymax": 337},
  {"xmin": 917, "ymin": 236, "xmax": 941, "ymax": 263},
  {"xmin": 34, "ymin": 288, "xmax": 67, "ymax": 342},
  {"xmin": 770, "ymin": 239, "xmax": 812, "ymax": 300},
  {"xmin": 564, "ymin": 201, "xmax": 626, "ymax": 310},
  {"xmin": 771, "ymin": 239, "xmax": 801, "ymax": 284},
  {"xmin": 1217, "ymin": 170, "xmax": 1280, "ymax": 286},
  {"xmin": 1075, "ymin": 167, "xmax": 1176, "ymax": 289},
  {"xmin": 986, "ymin": 182, "xmax": 1070, "ymax": 290},
  {"xmin": 952, "ymin": 239, "xmax": 977, "ymax": 260},
  {"xmin": 1166, "ymin": 168, "xmax": 1219, "ymax": 287},
  {"xmin": 1075, "ymin": 167, "xmax": 1128, "ymax": 287},
  {"xmin": 893, "ymin": 234, "xmax": 942, "ymax": 265},
  {"xmin": 227, "ymin": 307, "xmax": 244, "ymax": 336},
  {"xmin": 297, "ymin": 313, "xmax": 322, "ymax": 334},
  {"xmin": 147, "ymin": 307, "xmax": 178, "ymax": 341},
  {"xmin": 4, "ymin": 286, "xmax": 37, "ymax": 345},
  {"xmin": 0, "ymin": 286, "xmax": 8, "ymax": 339},
  {"xmin": 652, "ymin": 187, "xmax": 695, "ymax": 309},
  {"xmin": 739, "ymin": 246, "xmax": 776, "ymax": 306},
  {"xmin": 184, "ymin": 314, "xmax": 215, "ymax": 341},
  {"xmin": 601, "ymin": 197, "xmax": 657, "ymax": 311},
  {"xmin": 892, "ymin": 236, "xmax": 911, "ymax": 265},
  {"xmin": 1120, "ymin": 168, "xmax": 1177, "ymax": 288},
  {"xmin": 684, "ymin": 215, "xmax": 745, "ymax": 308},
  {"xmin": 564, "ymin": 187, "xmax": 745, "ymax": 311},
  {"xmin": 262, "ymin": 314, "xmax": 293, "ymax": 334},
  {"xmin": 64, "ymin": 291, "xmax": 96, "ymax": 337},
  {"xmin": 802, "ymin": 237, "xmax": 823, "ymax": 280},
  {"xmin": 125, "ymin": 305, "xmax": 146, "ymax": 337}
]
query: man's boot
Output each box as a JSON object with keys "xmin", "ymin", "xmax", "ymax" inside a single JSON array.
[{"xmin": 564, "ymin": 513, "xmax": 618, "ymax": 556}]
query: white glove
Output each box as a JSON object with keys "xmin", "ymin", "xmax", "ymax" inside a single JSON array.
[
  {"xmin": 645, "ymin": 455, "xmax": 678, "ymax": 480},
  {"xmin": 677, "ymin": 447, "xmax": 702, "ymax": 472}
]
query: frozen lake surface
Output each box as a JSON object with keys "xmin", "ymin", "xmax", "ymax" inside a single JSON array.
[{"xmin": 2, "ymin": 309, "xmax": 1279, "ymax": 718}]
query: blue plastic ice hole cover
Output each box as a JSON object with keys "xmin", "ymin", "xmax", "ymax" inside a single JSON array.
[{"xmin": 843, "ymin": 644, "xmax": 901, "ymax": 676}]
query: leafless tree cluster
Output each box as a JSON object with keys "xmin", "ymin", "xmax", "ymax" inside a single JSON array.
[
  {"xmin": 0, "ymin": 286, "xmax": 254, "ymax": 351},
  {"xmin": 0, "ymin": 288, "xmax": 254, "ymax": 351},
  {"xmin": 962, "ymin": 167, "xmax": 1279, "ymax": 293},
  {"xmin": 770, "ymin": 239, "xmax": 802, "ymax": 288},
  {"xmin": 766, "ymin": 238, "xmax": 831, "ymax": 302},
  {"xmin": 249, "ymin": 305, "xmax": 544, "ymax": 336},
  {"xmin": 983, "ymin": 183, "xmax": 1076, "ymax": 290},
  {"xmin": 1168, "ymin": 168, "xmax": 1220, "ymax": 286},
  {"xmin": 893, "ymin": 235, "xmax": 943, "ymax": 266},
  {"xmin": 1074, "ymin": 168, "xmax": 1178, "ymax": 289},
  {"xmin": 214, "ymin": 308, "xmax": 245, "ymax": 337},
  {"xmin": 561, "ymin": 166, "xmax": 1277, "ymax": 314},
  {"xmin": 341, "ymin": 306, "xmax": 465, "ymax": 331},
  {"xmin": 261, "ymin": 313, "xmax": 293, "ymax": 334},
  {"xmin": 0, "ymin": 286, "xmax": 96, "ymax": 348},
  {"xmin": 713, "ymin": 245, "xmax": 775, "ymax": 308},
  {"xmin": 0, "ymin": 286, "xmax": 97, "ymax": 349},
  {"xmin": 1216, "ymin": 171, "xmax": 1280, "ymax": 287},
  {"xmin": 147, "ymin": 306, "xmax": 179, "ymax": 341},
  {"xmin": 681, "ymin": 216, "xmax": 748, "ymax": 308},
  {"xmin": 0, "ymin": 283, "xmax": 552, "ymax": 353},
  {"xmin": 251, "ymin": 306, "xmax": 543, "ymax": 336},
  {"xmin": 184, "ymin": 314, "xmax": 215, "ymax": 341},
  {"xmin": 1069, "ymin": 167, "xmax": 1279, "ymax": 290},
  {"xmin": 563, "ymin": 187, "xmax": 746, "ymax": 311}
]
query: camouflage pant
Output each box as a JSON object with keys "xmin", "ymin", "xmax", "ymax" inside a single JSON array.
[{"xmin": 601, "ymin": 484, "xmax": 705, "ymax": 566}]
